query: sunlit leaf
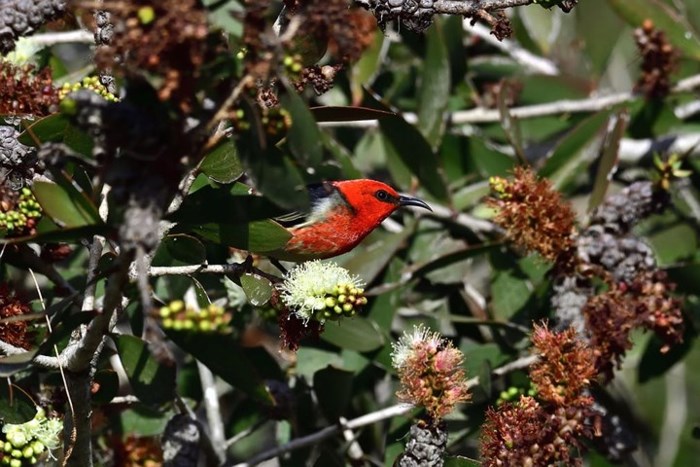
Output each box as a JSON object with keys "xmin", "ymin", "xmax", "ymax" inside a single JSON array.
[
  {"xmin": 240, "ymin": 273, "xmax": 273, "ymax": 306},
  {"xmin": 321, "ymin": 317, "xmax": 385, "ymax": 352},
  {"xmin": 32, "ymin": 181, "xmax": 101, "ymax": 228},
  {"xmin": 199, "ymin": 138, "xmax": 243, "ymax": 183}
]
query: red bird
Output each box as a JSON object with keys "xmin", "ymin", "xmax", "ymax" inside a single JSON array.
[{"xmin": 264, "ymin": 179, "xmax": 431, "ymax": 261}]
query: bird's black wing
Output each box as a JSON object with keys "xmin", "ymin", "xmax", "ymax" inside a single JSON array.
[{"xmin": 273, "ymin": 181, "xmax": 337, "ymax": 228}]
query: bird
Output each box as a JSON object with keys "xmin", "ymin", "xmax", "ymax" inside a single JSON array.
[{"xmin": 262, "ymin": 179, "xmax": 432, "ymax": 261}]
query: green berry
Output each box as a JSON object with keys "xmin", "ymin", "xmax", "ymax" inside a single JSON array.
[
  {"xmin": 159, "ymin": 306, "xmax": 171, "ymax": 318},
  {"xmin": 324, "ymin": 297, "xmax": 336, "ymax": 308},
  {"xmin": 9, "ymin": 459, "xmax": 20, "ymax": 467},
  {"xmin": 4, "ymin": 442, "xmax": 12, "ymax": 452},
  {"xmin": 342, "ymin": 303, "xmax": 353, "ymax": 313},
  {"xmin": 10, "ymin": 449, "xmax": 22, "ymax": 459},
  {"xmin": 8, "ymin": 432, "xmax": 26, "ymax": 448},
  {"xmin": 30, "ymin": 442, "xmax": 43, "ymax": 454},
  {"xmin": 22, "ymin": 446, "xmax": 33, "ymax": 458}
]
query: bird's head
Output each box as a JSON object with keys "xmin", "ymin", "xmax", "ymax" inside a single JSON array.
[{"xmin": 332, "ymin": 179, "xmax": 432, "ymax": 228}]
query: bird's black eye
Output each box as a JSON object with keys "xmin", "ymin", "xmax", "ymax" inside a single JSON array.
[{"xmin": 375, "ymin": 190, "xmax": 390, "ymax": 202}]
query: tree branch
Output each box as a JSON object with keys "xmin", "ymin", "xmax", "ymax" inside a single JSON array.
[
  {"xmin": 433, "ymin": 0, "xmax": 533, "ymax": 15},
  {"xmin": 463, "ymin": 20, "xmax": 559, "ymax": 75}
]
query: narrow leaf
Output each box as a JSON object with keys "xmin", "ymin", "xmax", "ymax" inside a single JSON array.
[{"xmin": 417, "ymin": 20, "xmax": 451, "ymax": 149}]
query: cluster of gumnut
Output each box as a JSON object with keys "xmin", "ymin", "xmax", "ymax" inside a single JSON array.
[
  {"xmin": 1, "ymin": 408, "xmax": 61, "ymax": 467},
  {"xmin": 157, "ymin": 300, "xmax": 231, "ymax": 333},
  {"xmin": 497, "ymin": 383, "xmax": 537, "ymax": 405},
  {"xmin": 0, "ymin": 188, "xmax": 41, "ymax": 237},
  {"xmin": 57, "ymin": 76, "xmax": 118, "ymax": 102},
  {"xmin": 315, "ymin": 283, "xmax": 368, "ymax": 321}
]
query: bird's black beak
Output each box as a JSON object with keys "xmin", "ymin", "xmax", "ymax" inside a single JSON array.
[{"xmin": 399, "ymin": 195, "xmax": 432, "ymax": 211}]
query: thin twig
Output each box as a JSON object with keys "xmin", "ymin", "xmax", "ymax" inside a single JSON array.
[
  {"xmin": 21, "ymin": 30, "xmax": 95, "ymax": 46},
  {"xmin": 148, "ymin": 262, "xmax": 282, "ymax": 283},
  {"xmin": 463, "ymin": 20, "xmax": 559, "ymax": 75},
  {"xmin": 228, "ymin": 353, "xmax": 538, "ymax": 467}
]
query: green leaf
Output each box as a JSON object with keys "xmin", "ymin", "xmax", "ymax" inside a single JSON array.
[
  {"xmin": 313, "ymin": 367, "xmax": 354, "ymax": 421},
  {"xmin": 588, "ymin": 111, "xmax": 627, "ymax": 212},
  {"xmin": 240, "ymin": 273, "xmax": 273, "ymax": 306},
  {"xmin": 281, "ymin": 91, "xmax": 324, "ymax": 167},
  {"xmin": 152, "ymin": 234, "xmax": 206, "ymax": 267},
  {"xmin": 296, "ymin": 347, "xmax": 344, "ymax": 380},
  {"xmin": 350, "ymin": 31, "xmax": 385, "ymax": 103},
  {"xmin": 166, "ymin": 330, "xmax": 276, "ymax": 404},
  {"xmin": 238, "ymin": 142, "xmax": 308, "ymax": 211},
  {"xmin": 17, "ymin": 114, "xmax": 69, "ymax": 146},
  {"xmin": 92, "ymin": 370, "xmax": 120, "ymax": 404},
  {"xmin": 113, "ymin": 334, "xmax": 177, "ymax": 406},
  {"xmin": 0, "ymin": 351, "xmax": 37, "ymax": 378},
  {"xmin": 666, "ymin": 263, "xmax": 700, "ymax": 295},
  {"xmin": 339, "ymin": 221, "xmax": 416, "ymax": 285},
  {"xmin": 540, "ymin": 110, "xmax": 613, "ymax": 179},
  {"xmin": 379, "ymin": 115, "xmax": 450, "ymax": 202},
  {"xmin": 321, "ymin": 317, "xmax": 385, "ymax": 352},
  {"xmin": 417, "ymin": 20, "xmax": 450, "ymax": 149},
  {"xmin": 638, "ymin": 333, "xmax": 693, "ymax": 383},
  {"xmin": 410, "ymin": 243, "xmax": 499, "ymax": 279},
  {"xmin": 199, "ymin": 138, "xmax": 244, "ymax": 183},
  {"xmin": 192, "ymin": 219, "xmax": 291, "ymax": 252},
  {"xmin": 170, "ymin": 182, "xmax": 282, "ymax": 225},
  {"xmin": 608, "ymin": 0, "xmax": 700, "ymax": 59},
  {"xmin": 491, "ymin": 269, "xmax": 531, "ymax": 320},
  {"xmin": 0, "ymin": 385, "xmax": 36, "ymax": 424},
  {"xmin": 444, "ymin": 456, "xmax": 481, "ymax": 467},
  {"xmin": 32, "ymin": 180, "xmax": 101, "ymax": 228}
]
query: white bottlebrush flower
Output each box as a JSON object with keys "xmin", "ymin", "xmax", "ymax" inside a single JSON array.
[{"xmin": 278, "ymin": 260, "xmax": 366, "ymax": 323}]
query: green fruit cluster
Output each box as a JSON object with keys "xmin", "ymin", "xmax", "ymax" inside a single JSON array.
[
  {"xmin": 316, "ymin": 283, "xmax": 368, "ymax": 321},
  {"xmin": 0, "ymin": 188, "xmax": 42, "ymax": 236},
  {"xmin": 158, "ymin": 300, "xmax": 231, "ymax": 332},
  {"xmin": 1, "ymin": 408, "xmax": 60, "ymax": 466},
  {"xmin": 261, "ymin": 108, "xmax": 292, "ymax": 136},
  {"xmin": 497, "ymin": 384, "xmax": 537, "ymax": 405},
  {"xmin": 58, "ymin": 76, "xmax": 118, "ymax": 102},
  {"xmin": 283, "ymin": 54, "xmax": 303, "ymax": 76}
]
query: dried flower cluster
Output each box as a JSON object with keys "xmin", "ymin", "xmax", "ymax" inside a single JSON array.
[
  {"xmin": 391, "ymin": 325, "xmax": 470, "ymax": 420},
  {"xmin": 634, "ymin": 19, "xmax": 678, "ymax": 99},
  {"xmin": 481, "ymin": 324, "xmax": 596, "ymax": 466},
  {"xmin": 93, "ymin": 0, "xmax": 209, "ymax": 107},
  {"xmin": 0, "ymin": 61, "xmax": 58, "ymax": 116},
  {"xmin": 112, "ymin": 435, "xmax": 163, "ymax": 467},
  {"xmin": 489, "ymin": 167, "xmax": 576, "ymax": 265},
  {"xmin": 583, "ymin": 270, "xmax": 683, "ymax": 379},
  {"xmin": 529, "ymin": 324, "xmax": 596, "ymax": 406},
  {"xmin": 276, "ymin": 306, "xmax": 324, "ymax": 352},
  {"xmin": 481, "ymin": 395, "xmax": 590, "ymax": 467},
  {"xmin": 490, "ymin": 169, "xmax": 685, "ymax": 381},
  {"xmin": 0, "ymin": 283, "xmax": 34, "ymax": 349}
]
